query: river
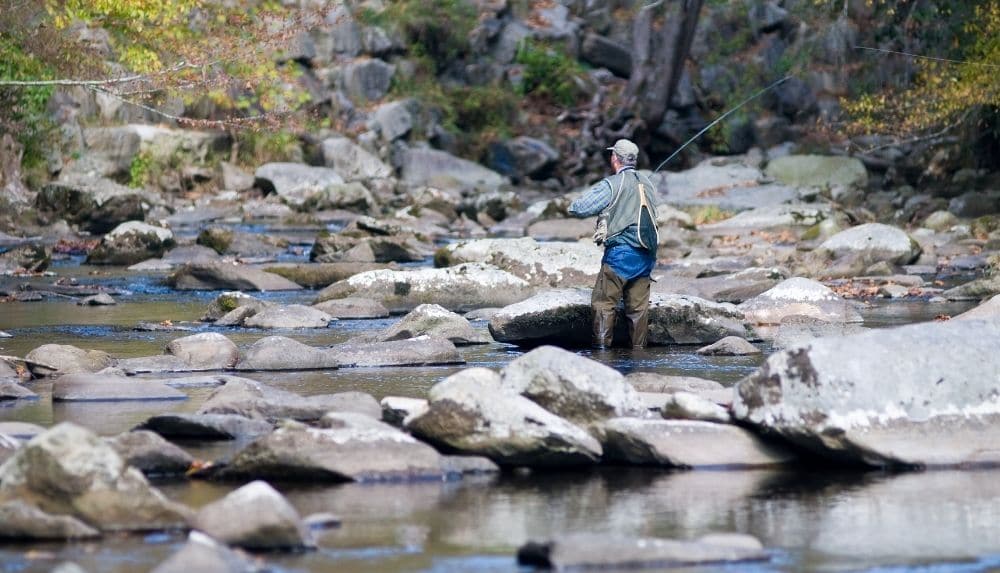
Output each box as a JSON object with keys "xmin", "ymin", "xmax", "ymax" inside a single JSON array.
[{"xmin": 0, "ymin": 256, "xmax": 996, "ymax": 573}]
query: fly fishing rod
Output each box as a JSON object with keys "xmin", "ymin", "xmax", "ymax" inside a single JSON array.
[{"xmin": 652, "ymin": 75, "xmax": 793, "ymax": 173}]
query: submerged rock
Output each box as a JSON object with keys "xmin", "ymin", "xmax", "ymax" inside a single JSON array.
[
  {"xmin": 734, "ymin": 319, "xmax": 1000, "ymax": 467},
  {"xmin": 51, "ymin": 372, "xmax": 187, "ymax": 402},
  {"xmin": 315, "ymin": 263, "xmax": 535, "ymax": 313},
  {"xmin": 517, "ymin": 532, "xmax": 768, "ymax": 570},
  {"xmin": 219, "ymin": 414, "xmax": 445, "ymax": 482},
  {"xmin": 0, "ymin": 423, "xmax": 192, "ymax": 531},
  {"xmin": 406, "ymin": 368, "xmax": 602, "ymax": 467},
  {"xmin": 192, "ymin": 481, "xmax": 313, "ymax": 550}
]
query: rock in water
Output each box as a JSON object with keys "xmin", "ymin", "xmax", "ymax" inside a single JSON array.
[
  {"xmin": 151, "ymin": 531, "xmax": 262, "ymax": 573},
  {"xmin": 219, "ymin": 414, "xmax": 445, "ymax": 482},
  {"xmin": 733, "ymin": 319, "xmax": 1000, "ymax": 467},
  {"xmin": 517, "ymin": 532, "xmax": 768, "ymax": 570},
  {"xmin": 738, "ymin": 277, "xmax": 862, "ymax": 325},
  {"xmin": 406, "ymin": 368, "xmax": 602, "ymax": 467},
  {"xmin": 0, "ymin": 423, "xmax": 192, "ymax": 531},
  {"xmin": 192, "ymin": 481, "xmax": 313, "ymax": 550}
]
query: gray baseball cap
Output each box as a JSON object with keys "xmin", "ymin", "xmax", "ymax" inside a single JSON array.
[{"xmin": 607, "ymin": 139, "xmax": 639, "ymax": 160}]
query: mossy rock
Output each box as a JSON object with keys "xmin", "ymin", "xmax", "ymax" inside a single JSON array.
[
  {"xmin": 433, "ymin": 246, "xmax": 454, "ymax": 268},
  {"xmin": 197, "ymin": 227, "xmax": 234, "ymax": 254}
]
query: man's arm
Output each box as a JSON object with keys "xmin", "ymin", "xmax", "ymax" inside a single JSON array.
[{"xmin": 569, "ymin": 179, "xmax": 612, "ymax": 218}]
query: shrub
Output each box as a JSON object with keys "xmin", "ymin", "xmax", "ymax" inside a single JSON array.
[{"xmin": 514, "ymin": 40, "xmax": 586, "ymax": 106}]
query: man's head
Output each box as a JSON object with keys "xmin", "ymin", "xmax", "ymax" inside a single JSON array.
[{"xmin": 607, "ymin": 139, "xmax": 639, "ymax": 168}]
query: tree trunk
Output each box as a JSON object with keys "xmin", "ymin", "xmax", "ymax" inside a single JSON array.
[{"xmin": 626, "ymin": 0, "xmax": 704, "ymax": 133}]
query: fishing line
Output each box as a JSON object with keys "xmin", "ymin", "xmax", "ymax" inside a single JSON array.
[
  {"xmin": 652, "ymin": 75, "xmax": 793, "ymax": 173},
  {"xmin": 853, "ymin": 46, "xmax": 1000, "ymax": 69}
]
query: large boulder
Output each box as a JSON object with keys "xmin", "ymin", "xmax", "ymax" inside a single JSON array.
[
  {"xmin": 438, "ymin": 237, "xmax": 600, "ymax": 287},
  {"xmin": 654, "ymin": 159, "xmax": 798, "ymax": 211},
  {"xmin": 365, "ymin": 304, "xmax": 490, "ymax": 345},
  {"xmin": 328, "ymin": 335, "xmax": 464, "ymax": 367},
  {"xmin": 35, "ymin": 178, "xmax": 146, "ymax": 234},
  {"xmin": 51, "ymin": 372, "xmax": 187, "ymax": 402},
  {"xmin": 405, "ymin": 368, "xmax": 602, "ymax": 467},
  {"xmin": 165, "ymin": 333, "xmax": 239, "ymax": 370},
  {"xmin": 400, "ymin": 147, "xmax": 507, "ymax": 193},
  {"xmin": 0, "ymin": 423, "xmax": 192, "ymax": 531},
  {"xmin": 137, "ymin": 413, "xmax": 274, "ymax": 441},
  {"xmin": 737, "ymin": 277, "xmax": 863, "ymax": 325},
  {"xmin": 24, "ymin": 344, "xmax": 115, "ymax": 377},
  {"xmin": 518, "ymin": 532, "xmax": 768, "ymax": 570},
  {"xmin": 765, "ymin": 154, "xmax": 868, "ymax": 189},
  {"xmin": 315, "ymin": 263, "xmax": 535, "ymax": 313},
  {"xmin": 235, "ymin": 336, "xmax": 340, "ymax": 371},
  {"xmin": 198, "ymin": 378, "xmax": 378, "ymax": 421},
  {"xmin": 218, "ymin": 414, "xmax": 445, "ymax": 482},
  {"xmin": 85, "ymin": 221, "xmax": 175, "ymax": 265},
  {"xmin": 489, "ymin": 289, "xmax": 754, "ymax": 347},
  {"xmin": 486, "ymin": 136, "xmax": 560, "ymax": 181},
  {"xmin": 254, "ymin": 162, "xmax": 345, "ymax": 206},
  {"xmin": 733, "ymin": 319, "xmax": 1000, "ymax": 467},
  {"xmin": 192, "ymin": 481, "xmax": 313, "ymax": 550},
  {"xmin": 817, "ymin": 223, "xmax": 921, "ymax": 266},
  {"xmin": 243, "ymin": 304, "xmax": 334, "ymax": 329},
  {"xmin": 166, "ymin": 262, "xmax": 303, "ymax": 291},
  {"xmin": 600, "ymin": 418, "xmax": 795, "ymax": 468},
  {"xmin": 263, "ymin": 262, "xmax": 395, "ymax": 289},
  {"xmin": 501, "ymin": 346, "xmax": 645, "ymax": 424},
  {"xmin": 320, "ymin": 136, "xmax": 393, "ymax": 181}
]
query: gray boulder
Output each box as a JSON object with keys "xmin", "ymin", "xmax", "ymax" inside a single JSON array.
[
  {"xmin": 734, "ymin": 319, "xmax": 1000, "ymax": 467},
  {"xmin": 25, "ymin": 344, "xmax": 115, "ymax": 377},
  {"xmin": 151, "ymin": 531, "xmax": 262, "ymax": 573},
  {"xmin": 315, "ymin": 263, "xmax": 534, "ymax": 313},
  {"xmin": 771, "ymin": 315, "xmax": 867, "ymax": 349},
  {"xmin": 818, "ymin": 223, "xmax": 921, "ymax": 266},
  {"xmin": 438, "ymin": 237, "xmax": 601, "ymax": 287},
  {"xmin": 0, "ymin": 380, "xmax": 38, "ymax": 400},
  {"xmin": 51, "ymin": 372, "xmax": 186, "ymax": 402},
  {"xmin": 313, "ymin": 297, "xmax": 390, "ymax": 318},
  {"xmin": 406, "ymin": 368, "xmax": 602, "ymax": 467},
  {"xmin": 236, "ymin": 336, "xmax": 340, "ymax": 371},
  {"xmin": 137, "ymin": 413, "xmax": 274, "ymax": 441},
  {"xmin": 502, "ymin": 346, "xmax": 645, "ymax": 424},
  {"xmin": 601, "ymin": 418, "xmax": 794, "ymax": 468},
  {"xmin": 201, "ymin": 291, "xmax": 271, "ymax": 322},
  {"xmin": 580, "ymin": 33, "xmax": 631, "ymax": 77},
  {"xmin": 243, "ymin": 304, "xmax": 334, "ymax": 329},
  {"xmin": 321, "ymin": 136, "xmax": 393, "ymax": 181},
  {"xmin": 105, "ymin": 430, "xmax": 194, "ymax": 476},
  {"xmin": 116, "ymin": 355, "xmax": 200, "ymax": 375},
  {"xmin": 380, "ymin": 396, "xmax": 428, "ymax": 427},
  {"xmin": 368, "ymin": 304, "xmax": 490, "ymax": 345},
  {"xmin": 328, "ymin": 335, "xmax": 464, "ymax": 367},
  {"xmin": 254, "ymin": 162, "xmax": 345, "ymax": 206},
  {"xmin": 198, "ymin": 378, "xmax": 378, "ymax": 421},
  {"xmin": 0, "ymin": 423, "xmax": 192, "ymax": 531},
  {"xmin": 517, "ymin": 532, "xmax": 768, "ymax": 570},
  {"xmin": 342, "ymin": 58, "xmax": 394, "ymax": 102},
  {"xmin": 400, "ymin": 147, "xmax": 507, "ymax": 193},
  {"xmin": 655, "ymin": 160, "xmax": 798, "ymax": 211},
  {"xmin": 765, "ymin": 154, "xmax": 868, "ymax": 189},
  {"xmin": 165, "ymin": 333, "xmax": 240, "ymax": 370},
  {"xmin": 696, "ymin": 336, "xmax": 761, "ymax": 355},
  {"xmin": 0, "ymin": 501, "xmax": 100, "ymax": 540},
  {"xmin": 263, "ymin": 262, "xmax": 396, "ymax": 289},
  {"xmin": 661, "ymin": 392, "xmax": 732, "ymax": 423},
  {"xmin": 372, "ymin": 99, "xmax": 413, "ymax": 142},
  {"xmin": 944, "ymin": 275, "xmax": 1000, "ymax": 301},
  {"xmin": 737, "ymin": 277, "xmax": 863, "ymax": 325},
  {"xmin": 219, "ymin": 414, "xmax": 445, "ymax": 482},
  {"xmin": 167, "ymin": 262, "xmax": 303, "ymax": 291},
  {"xmin": 192, "ymin": 481, "xmax": 313, "ymax": 550},
  {"xmin": 86, "ymin": 221, "xmax": 174, "ymax": 265},
  {"xmin": 486, "ymin": 136, "xmax": 560, "ymax": 181},
  {"xmin": 35, "ymin": 178, "xmax": 145, "ymax": 234}
]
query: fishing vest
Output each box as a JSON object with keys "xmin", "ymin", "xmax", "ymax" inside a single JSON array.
[{"xmin": 604, "ymin": 169, "xmax": 659, "ymax": 250}]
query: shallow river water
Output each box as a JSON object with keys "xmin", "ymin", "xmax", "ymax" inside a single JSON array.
[{"xmin": 0, "ymin": 260, "xmax": 996, "ymax": 573}]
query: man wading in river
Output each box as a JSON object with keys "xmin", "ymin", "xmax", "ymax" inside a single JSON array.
[{"xmin": 570, "ymin": 139, "xmax": 659, "ymax": 349}]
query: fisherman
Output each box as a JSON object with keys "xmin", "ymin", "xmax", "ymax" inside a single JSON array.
[{"xmin": 569, "ymin": 139, "xmax": 659, "ymax": 349}]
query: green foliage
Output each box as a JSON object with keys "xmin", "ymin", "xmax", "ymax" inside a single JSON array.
[
  {"xmin": 514, "ymin": 40, "xmax": 585, "ymax": 106},
  {"xmin": 235, "ymin": 130, "xmax": 301, "ymax": 165},
  {"xmin": 451, "ymin": 86, "xmax": 517, "ymax": 136},
  {"xmin": 0, "ymin": 36, "xmax": 53, "ymax": 167},
  {"xmin": 128, "ymin": 151, "xmax": 153, "ymax": 188}
]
